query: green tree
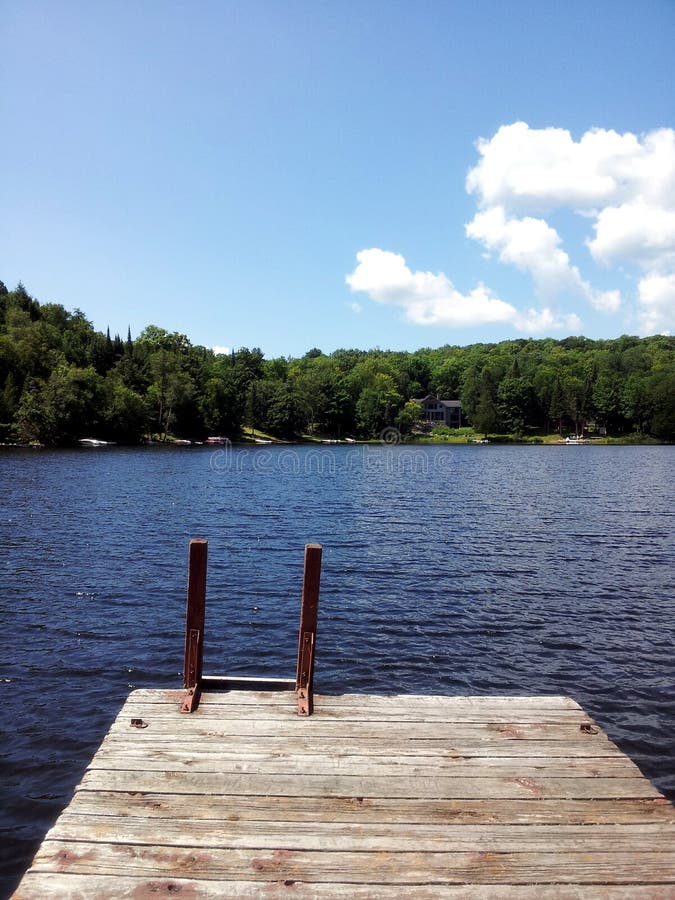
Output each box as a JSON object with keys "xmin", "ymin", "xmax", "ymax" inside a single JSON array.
[
  {"xmin": 138, "ymin": 325, "xmax": 192, "ymax": 355},
  {"xmin": 497, "ymin": 376, "xmax": 533, "ymax": 435},
  {"xmin": 548, "ymin": 377, "xmax": 567, "ymax": 435},
  {"xmin": 646, "ymin": 373, "xmax": 675, "ymax": 439},
  {"xmin": 473, "ymin": 375, "xmax": 500, "ymax": 437},
  {"xmin": 0, "ymin": 372, "xmax": 20, "ymax": 426},
  {"xmin": 396, "ymin": 399, "xmax": 424, "ymax": 435},
  {"xmin": 200, "ymin": 363, "xmax": 242, "ymax": 436},
  {"xmin": 102, "ymin": 377, "xmax": 148, "ymax": 442},
  {"xmin": 15, "ymin": 380, "xmax": 51, "ymax": 444},
  {"xmin": 592, "ymin": 372, "xmax": 621, "ymax": 430},
  {"xmin": 16, "ymin": 366, "xmax": 103, "ymax": 444},
  {"xmin": 355, "ymin": 374, "xmax": 403, "ymax": 437},
  {"xmin": 563, "ymin": 374, "xmax": 588, "ymax": 435},
  {"xmin": 266, "ymin": 382, "xmax": 309, "ymax": 437},
  {"xmin": 406, "ymin": 354, "xmax": 432, "ymax": 397},
  {"xmin": 146, "ymin": 351, "xmax": 195, "ymax": 438},
  {"xmin": 621, "ymin": 374, "xmax": 649, "ymax": 433},
  {"xmin": 431, "ymin": 356, "xmax": 463, "ymax": 398}
]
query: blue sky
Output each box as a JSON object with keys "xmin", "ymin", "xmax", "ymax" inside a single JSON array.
[{"xmin": 2, "ymin": 0, "xmax": 674, "ymax": 357}]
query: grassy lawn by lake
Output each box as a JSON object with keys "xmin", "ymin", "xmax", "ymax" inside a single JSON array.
[{"xmin": 409, "ymin": 428, "xmax": 664, "ymax": 445}]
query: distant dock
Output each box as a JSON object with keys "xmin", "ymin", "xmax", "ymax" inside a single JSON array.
[{"xmin": 13, "ymin": 541, "xmax": 675, "ymax": 896}]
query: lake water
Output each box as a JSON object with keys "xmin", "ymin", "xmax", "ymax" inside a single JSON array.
[{"xmin": 1, "ymin": 443, "xmax": 674, "ymax": 895}]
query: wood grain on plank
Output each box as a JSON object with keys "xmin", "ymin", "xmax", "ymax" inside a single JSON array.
[
  {"xmin": 106, "ymin": 719, "xmax": 602, "ymax": 740},
  {"xmin": 46, "ymin": 815, "xmax": 675, "ymax": 853},
  {"xmin": 86, "ymin": 750, "xmax": 641, "ymax": 778},
  {"xmin": 15, "ymin": 873, "xmax": 675, "ymax": 899},
  {"xmin": 78, "ymin": 768, "xmax": 661, "ymax": 799},
  {"xmin": 98, "ymin": 735, "xmax": 623, "ymax": 757},
  {"xmin": 121, "ymin": 703, "xmax": 591, "ymax": 723},
  {"xmin": 129, "ymin": 689, "xmax": 583, "ymax": 709},
  {"xmin": 65, "ymin": 791, "xmax": 675, "ymax": 825},
  {"xmin": 29, "ymin": 841, "xmax": 675, "ymax": 884}
]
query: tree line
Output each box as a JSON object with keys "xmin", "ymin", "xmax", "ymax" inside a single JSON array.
[{"xmin": 1, "ymin": 280, "xmax": 673, "ymax": 445}]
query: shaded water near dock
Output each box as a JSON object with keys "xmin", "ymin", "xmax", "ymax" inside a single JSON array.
[{"xmin": 1, "ymin": 443, "xmax": 673, "ymax": 896}]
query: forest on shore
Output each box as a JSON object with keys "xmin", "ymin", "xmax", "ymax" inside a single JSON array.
[{"xmin": 1, "ymin": 280, "xmax": 673, "ymax": 445}]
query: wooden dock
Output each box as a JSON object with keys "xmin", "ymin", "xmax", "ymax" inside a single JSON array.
[
  {"xmin": 13, "ymin": 541, "xmax": 675, "ymax": 895},
  {"xmin": 13, "ymin": 687, "xmax": 675, "ymax": 898}
]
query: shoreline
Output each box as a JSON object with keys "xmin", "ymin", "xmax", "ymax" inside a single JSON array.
[{"xmin": 1, "ymin": 435, "xmax": 670, "ymax": 450}]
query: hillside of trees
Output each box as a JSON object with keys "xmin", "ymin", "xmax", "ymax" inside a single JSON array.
[{"xmin": 1, "ymin": 280, "xmax": 673, "ymax": 445}]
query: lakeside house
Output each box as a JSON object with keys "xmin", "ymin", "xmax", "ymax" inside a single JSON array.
[{"xmin": 414, "ymin": 394, "xmax": 462, "ymax": 428}]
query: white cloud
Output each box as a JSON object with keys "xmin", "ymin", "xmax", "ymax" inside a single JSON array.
[
  {"xmin": 637, "ymin": 273, "xmax": 675, "ymax": 335},
  {"xmin": 513, "ymin": 307, "xmax": 583, "ymax": 334},
  {"xmin": 464, "ymin": 122, "xmax": 675, "ymax": 327},
  {"xmin": 466, "ymin": 122, "xmax": 675, "ymax": 213},
  {"xmin": 346, "ymin": 248, "xmax": 578, "ymax": 333},
  {"xmin": 350, "ymin": 301, "xmax": 363, "ymax": 315},
  {"xmin": 466, "ymin": 206, "xmax": 621, "ymax": 312},
  {"xmin": 348, "ymin": 123, "xmax": 675, "ymax": 336},
  {"xmin": 212, "ymin": 345, "xmax": 231, "ymax": 355},
  {"xmin": 588, "ymin": 200, "xmax": 675, "ymax": 271}
]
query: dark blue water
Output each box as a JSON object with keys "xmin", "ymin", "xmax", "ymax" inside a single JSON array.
[{"xmin": 1, "ymin": 443, "xmax": 674, "ymax": 895}]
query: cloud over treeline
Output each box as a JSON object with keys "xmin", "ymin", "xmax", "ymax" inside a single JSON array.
[{"xmin": 346, "ymin": 248, "xmax": 580, "ymax": 333}]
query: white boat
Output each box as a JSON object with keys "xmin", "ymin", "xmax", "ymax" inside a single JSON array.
[
  {"xmin": 560, "ymin": 435, "xmax": 588, "ymax": 444},
  {"xmin": 79, "ymin": 438, "xmax": 108, "ymax": 447},
  {"xmin": 254, "ymin": 439, "xmax": 272, "ymax": 444}
]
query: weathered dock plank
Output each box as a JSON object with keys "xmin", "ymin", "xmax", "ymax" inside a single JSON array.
[
  {"xmin": 132, "ymin": 689, "xmax": 583, "ymax": 707},
  {"xmin": 44, "ymin": 816, "xmax": 675, "ymax": 852},
  {"xmin": 14, "ymin": 874, "xmax": 675, "ymax": 899},
  {"xmin": 88, "ymin": 749, "xmax": 641, "ymax": 777},
  {"xmin": 25, "ymin": 841, "xmax": 675, "ymax": 884},
  {"xmin": 121, "ymin": 701, "xmax": 592, "ymax": 722},
  {"xmin": 104, "ymin": 719, "xmax": 615, "ymax": 741},
  {"xmin": 12, "ymin": 689, "xmax": 675, "ymax": 898},
  {"xmin": 98, "ymin": 736, "xmax": 627, "ymax": 756},
  {"xmin": 63, "ymin": 791, "xmax": 675, "ymax": 825},
  {"xmin": 78, "ymin": 767, "xmax": 661, "ymax": 799}
]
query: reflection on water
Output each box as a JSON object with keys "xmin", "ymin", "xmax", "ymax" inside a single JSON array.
[{"xmin": 1, "ymin": 443, "xmax": 674, "ymax": 894}]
